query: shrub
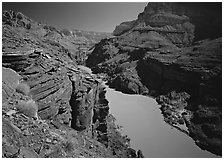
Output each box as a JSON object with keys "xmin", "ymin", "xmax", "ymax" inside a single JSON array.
[
  {"xmin": 15, "ymin": 83, "xmax": 30, "ymax": 95},
  {"xmin": 46, "ymin": 146, "xmax": 63, "ymax": 158},
  {"xmin": 17, "ymin": 100, "xmax": 38, "ymax": 118},
  {"xmin": 26, "ymin": 23, "xmax": 31, "ymax": 29},
  {"xmin": 63, "ymin": 140, "xmax": 75, "ymax": 152},
  {"xmin": 16, "ymin": 12, "xmax": 23, "ymax": 19}
]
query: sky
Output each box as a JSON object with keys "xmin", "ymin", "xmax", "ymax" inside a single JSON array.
[{"xmin": 2, "ymin": 2, "xmax": 148, "ymax": 33}]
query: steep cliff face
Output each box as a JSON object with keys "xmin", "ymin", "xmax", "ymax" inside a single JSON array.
[
  {"xmin": 113, "ymin": 3, "xmax": 195, "ymax": 47},
  {"xmin": 2, "ymin": 10, "xmax": 135, "ymax": 158},
  {"xmin": 114, "ymin": 2, "xmax": 221, "ymax": 43},
  {"xmin": 86, "ymin": 2, "xmax": 222, "ymax": 156},
  {"xmin": 140, "ymin": 2, "xmax": 222, "ymax": 41}
]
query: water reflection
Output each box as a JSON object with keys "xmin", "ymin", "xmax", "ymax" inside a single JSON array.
[{"xmin": 106, "ymin": 87, "xmax": 217, "ymax": 158}]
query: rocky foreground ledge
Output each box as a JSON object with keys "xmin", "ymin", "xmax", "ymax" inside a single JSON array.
[
  {"xmin": 2, "ymin": 47, "xmax": 140, "ymax": 158},
  {"xmin": 86, "ymin": 2, "xmax": 222, "ymax": 156},
  {"xmin": 2, "ymin": 10, "xmax": 140, "ymax": 158}
]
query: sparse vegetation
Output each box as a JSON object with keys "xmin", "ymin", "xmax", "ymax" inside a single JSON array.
[
  {"xmin": 15, "ymin": 83, "xmax": 30, "ymax": 95},
  {"xmin": 63, "ymin": 140, "xmax": 75, "ymax": 152},
  {"xmin": 16, "ymin": 100, "xmax": 38, "ymax": 118}
]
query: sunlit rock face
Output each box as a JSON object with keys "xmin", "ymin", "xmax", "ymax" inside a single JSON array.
[
  {"xmin": 2, "ymin": 10, "xmax": 134, "ymax": 158},
  {"xmin": 2, "ymin": 10, "xmax": 110, "ymax": 66}
]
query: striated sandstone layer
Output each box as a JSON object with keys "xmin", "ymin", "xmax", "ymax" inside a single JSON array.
[{"xmin": 2, "ymin": 10, "xmax": 137, "ymax": 158}]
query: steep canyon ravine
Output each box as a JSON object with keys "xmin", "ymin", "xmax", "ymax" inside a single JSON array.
[
  {"xmin": 105, "ymin": 87, "xmax": 218, "ymax": 158},
  {"xmin": 78, "ymin": 65, "xmax": 218, "ymax": 157}
]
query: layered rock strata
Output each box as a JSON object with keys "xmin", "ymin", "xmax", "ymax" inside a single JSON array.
[
  {"xmin": 2, "ymin": 10, "xmax": 136, "ymax": 158},
  {"xmin": 2, "ymin": 10, "xmax": 110, "ymax": 65},
  {"xmin": 86, "ymin": 2, "xmax": 222, "ymax": 156},
  {"xmin": 114, "ymin": 2, "xmax": 221, "ymax": 42}
]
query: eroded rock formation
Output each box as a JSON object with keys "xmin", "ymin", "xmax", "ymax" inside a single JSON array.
[
  {"xmin": 2, "ymin": 10, "xmax": 110, "ymax": 65},
  {"xmin": 114, "ymin": 2, "xmax": 221, "ymax": 42},
  {"xmin": 2, "ymin": 10, "xmax": 135, "ymax": 158},
  {"xmin": 86, "ymin": 2, "xmax": 222, "ymax": 156}
]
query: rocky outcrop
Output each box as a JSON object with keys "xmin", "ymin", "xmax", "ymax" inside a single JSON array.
[
  {"xmin": 156, "ymin": 91, "xmax": 192, "ymax": 134},
  {"xmin": 3, "ymin": 10, "xmax": 32, "ymax": 29},
  {"xmin": 2, "ymin": 10, "xmax": 136, "ymax": 158},
  {"xmin": 2, "ymin": 57, "xmax": 134, "ymax": 158},
  {"xmin": 113, "ymin": 3, "xmax": 195, "ymax": 47},
  {"xmin": 113, "ymin": 20, "xmax": 137, "ymax": 36},
  {"xmin": 2, "ymin": 10, "xmax": 110, "ymax": 65},
  {"xmin": 113, "ymin": 2, "xmax": 221, "ymax": 45},
  {"xmin": 141, "ymin": 2, "xmax": 221, "ymax": 41},
  {"xmin": 86, "ymin": 2, "xmax": 222, "ymax": 156}
]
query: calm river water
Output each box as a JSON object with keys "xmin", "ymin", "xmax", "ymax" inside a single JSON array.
[{"xmin": 105, "ymin": 87, "xmax": 217, "ymax": 158}]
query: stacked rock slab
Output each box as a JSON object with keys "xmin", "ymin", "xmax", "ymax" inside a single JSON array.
[{"xmin": 2, "ymin": 10, "xmax": 135, "ymax": 158}]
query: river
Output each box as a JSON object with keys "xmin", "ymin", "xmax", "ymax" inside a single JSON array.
[{"xmin": 105, "ymin": 87, "xmax": 218, "ymax": 158}]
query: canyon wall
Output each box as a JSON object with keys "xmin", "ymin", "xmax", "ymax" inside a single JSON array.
[
  {"xmin": 86, "ymin": 2, "xmax": 222, "ymax": 156},
  {"xmin": 2, "ymin": 10, "xmax": 135, "ymax": 158},
  {"xmin": 114, "ymin": 2, "xmax": 221, "ymax": 42}
]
